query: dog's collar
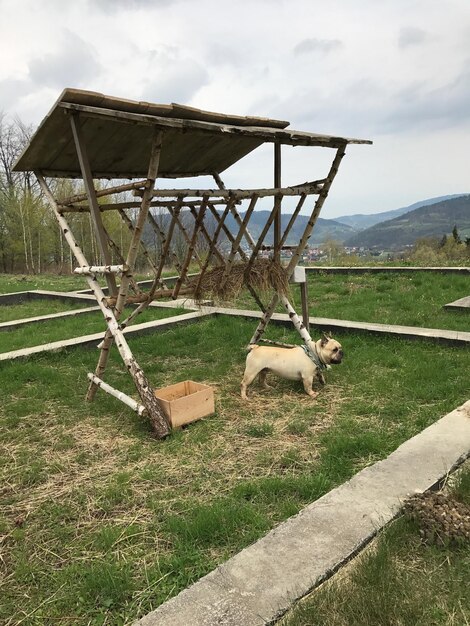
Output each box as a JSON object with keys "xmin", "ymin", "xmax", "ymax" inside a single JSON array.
[{"xmin": 301, "ymin": 344, "xmax": 327, "ymax": 370}]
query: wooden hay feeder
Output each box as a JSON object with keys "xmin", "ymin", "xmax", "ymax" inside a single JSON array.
[
  {"xmin": 154, "ymin": 381, "xmax": 215, "ymax": 428},
  {"xmin": 13, "ymin": 88, "xmax": 371, "ymax": 438}
]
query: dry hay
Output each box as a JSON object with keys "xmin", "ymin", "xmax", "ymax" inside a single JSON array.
[
  {"xmin": 193, "ymin": 259, "xmax": 290, "ymax": 303},
  {"xmin": 404, "ymin": 491, "xmax": 470, "ymax": 546}
]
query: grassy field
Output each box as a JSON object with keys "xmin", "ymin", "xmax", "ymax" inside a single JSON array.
[
  {"xmin": 232, "ymin": 270, "xmax": 470, "ymax": 332},
  {"xmin": 282, "ymin": 465, "xmax": 470, "ymax": 626},
  {"xmin": 1, "ymin": 310, "xmax": 469, "ymax": 625},
  {"xmin": 301, "ymin": 271, "xmax": 469, "ymax": 331},
  {"xmin": 0, "ymin": 306, "xmax": 186, "ymax": 353},
  {"xmin": 0, "ymin": 270, "xmax": 190, "ymax": 296},
  {"xmin": 0, "ymin": 299, "xmax": 90, "ymax": 323},
  {"xmin": 0, "ymin": 273, "xmax": 86, "ymax": 294}
]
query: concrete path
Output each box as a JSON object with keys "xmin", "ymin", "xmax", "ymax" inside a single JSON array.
[
  {"xmin": 134, "ymin": 401, "xmax": 470, "ymax": 626},
  {"xmin": 444, "ymin": 295, "xmax": 470, "ymax": 310}
]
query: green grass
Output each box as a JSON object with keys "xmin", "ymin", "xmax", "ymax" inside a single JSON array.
[
  {"xmin": 0, "ymin": 299, "xmax": 91, "ymax": 323},
  {"xmin": 282, "ymin": 465, "xmax": 470, "ymax": 626},
  {"xmin": 0, "ymin": 273, "xmax": 86, "ymax": 294},
  {"xmin": 235, "ymin": 270, "xmax": 470, "ymax": 332},
  {"xmin": 0, "ymin": 313, "xmax": 469, "ymax": 625},
  {"xmin": 302, "ymin": 271, "xmax": 470, "ymax": 331},
  {"xmin": 0, "ymin": 270, "xmax": 187, "ymax": 295},
  {"xmin": 0, "ymin": 306, "xmax": 186, "ymax": 353}
]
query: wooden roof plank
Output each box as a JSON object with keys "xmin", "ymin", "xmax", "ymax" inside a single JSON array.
[{"xmin": 13, "ymin": 89, "xmax": 372, "ymax": 178}]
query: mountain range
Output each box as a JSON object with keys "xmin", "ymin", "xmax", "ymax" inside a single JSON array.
[
  {"xmin": 144, "ymin": 193, "xmax": 470, "ymax": 251},
  {"xmin": 332, "ymin": 195, "xmax": 466, "ymax": 231},
  {"xmin": 223, "ymin": 194, "xmax": 470, "ymax": 248},
  {"xmin": 343, "ymin": 195, "xmax": 470, "ymax": 248}
]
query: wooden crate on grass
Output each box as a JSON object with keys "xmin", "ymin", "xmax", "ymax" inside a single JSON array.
[{"xmin": 154, "ymin": 380, "xmax": 215, "ymax": 428}]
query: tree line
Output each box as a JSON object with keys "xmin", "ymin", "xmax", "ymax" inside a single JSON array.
[
  {"xmin": 0, "ymin": 114, "xmax": 130, "ymax": 274},
  {"xmin": 0, "ymin": 114, "xmax": 220, "ymax": 275}
]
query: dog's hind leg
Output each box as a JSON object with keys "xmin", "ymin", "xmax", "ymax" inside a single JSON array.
[
  {"xmin": 241, "ymin": 368, "xmax": 260, "ymax": 400},
  {"xmin": 258, "ymin": 369, "xmax": 273, "ymax": 390}
]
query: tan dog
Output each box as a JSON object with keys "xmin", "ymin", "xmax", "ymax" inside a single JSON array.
[{"xmin": 240, "ymin": 335, "xmax": 343, "ymax": 400}]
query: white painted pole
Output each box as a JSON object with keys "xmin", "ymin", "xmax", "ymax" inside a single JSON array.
[
  {"xmin": 87, "ymin": 374, "xmax": 147, "ymax": 416},
  {"xmin": 74, "ymin": 265, "xmax": 127, "ymax": 275}
]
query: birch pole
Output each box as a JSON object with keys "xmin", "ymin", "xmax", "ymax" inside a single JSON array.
[
  {"xmin": 280, "ymin": 296, "xmax": 313, "ymax": 344},
  {"xmin": 86, "ymin": 128, "xmax": 164, "ymax": 401}
]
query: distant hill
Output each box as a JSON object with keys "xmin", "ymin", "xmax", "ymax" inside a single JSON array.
[
  {"xmin": 334, "ymin": 195, "xmax": 467, "ymax": 231},
  {"xmin": 142, "ymin": 208, "xmax": 356, "ymax": 250},
  {"xmin": 225, "ymin": 211, "xmax": 356, "ymax": 245},
  {"xmin": 344, "ymin": 195, "xmax": 470, "ymax": 248}
]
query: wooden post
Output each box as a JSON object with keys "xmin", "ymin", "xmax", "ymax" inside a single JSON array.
[
  {"xmin": 60, "ymin": 180, "xmax": 148, "ymax": 206},
  {"xmin": 187, "ymin": 204, "xmax": 224, "ymax": 263},
  {"xmin": 137, "ymin": 208, "xmax": 187, "ymax": 274},
  {"xmin": 69, "ymin": 114, "xmax": 118, "ymax": 297},
  {"xmin": 285, "ymin": 145, "xmax": 346, "ymax": 277},
  {"xmin": 220, "ymin": 193, "xmax": 258, "ymax": 289},
  {"xmin": 193, "ymin": 200, "xmax": 234, "ymax": 296},
  {"xmin": 87, "ymin": 130, "xmax": 164, "ymax": 401},
  {"xmin": 244, "ymin": 194, "xmax": 282, "ymax": 277},
  {"xmin": 172, "ymin": 200, "xmax": 208, "ymax": 299},
  {"xmin": 117, "ymin": 209, "xmax": 157, "ymax": 273},
  {"xmin": 279, "ymin": 194, "xmax": 307, "ymax": 248},
  {"xmin": 274, "ymin": 142, "xmax": 281, "ymax": 263},
  {"xmin": 300, "ymin": 281, "xmax": 310, "ymax": 334},
  {"xmin": 119, "ymin": 199, "xmax": 184, "ymax": 329},
  {"xmin": 207, "ymin": 200, "xmax": 266, "ymax": 311},
  {"xmin": 213, "ymin": 173, "xmax": 257, "ymax": 251}
]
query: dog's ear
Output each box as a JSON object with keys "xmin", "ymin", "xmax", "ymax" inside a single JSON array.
[{"xmin": 320, "ymin": 332, "xmax": 330, "ymax": 346}]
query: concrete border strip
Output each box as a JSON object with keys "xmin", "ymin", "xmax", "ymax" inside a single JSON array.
[
  {"xmin": 0, "ymin": 289, "xmax": 97, "ymax": 305},
  {"xmin": 304, "ymin": 266, "xmax": 470, "ymax": 274},
  {"xmin": 209, "ymin": 307, "xmax": 470, "ymax": 346},
  {"xmin": 444, "ymin": 295, "xmax": 470, "ymax": 310},
  {"xmin": 133, "ymin": 400, "xmax": 470, "ymax": 626}
]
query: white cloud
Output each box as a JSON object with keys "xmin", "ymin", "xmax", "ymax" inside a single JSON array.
[
  {"xmin": 293, "ymin": 38, "xmax": 342, "ymax": 56},
  {"xmin": 28, "ymin": 30, "xmax": 101, "ymax": 89},
  {"xmin": 0, "ymin": 0, "xmax": 469, "ymax": 214},
  {"xmin": 398, "ymin": 26, "xmax": 430, "ymax": 48}
]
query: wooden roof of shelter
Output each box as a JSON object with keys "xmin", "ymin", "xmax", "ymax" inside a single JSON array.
[{"xmin": 14, "ymin": 88, "xmax": 372, "ymax": 179}]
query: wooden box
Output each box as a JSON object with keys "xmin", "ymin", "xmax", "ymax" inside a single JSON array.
[{"xmin": 154, "ymin": 380, "xmax": 215, "ymax": 428}]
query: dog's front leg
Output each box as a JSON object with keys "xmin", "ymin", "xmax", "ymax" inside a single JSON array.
[{"xmin": 302, "ymin": 375, "xmax": 319, "ymax": 398}]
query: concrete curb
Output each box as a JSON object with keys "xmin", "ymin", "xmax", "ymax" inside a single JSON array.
[
  {"xmin": 0, "ymin": 289, "xmax": 96, "ymax": 305},
  {"xmin": 133, "ymin": 401, "xmax": 470, "ymax": 626},
  {"xmin": 305, "ymin": 266, "xmax": 470, "ymax": 274},
  {"xmin": 444, "ymin": 295, "xmax": 470, "ymax": 310},
  {"xmin": 210, "ymin": 307, "xmax": 470, "ymax": 346}
]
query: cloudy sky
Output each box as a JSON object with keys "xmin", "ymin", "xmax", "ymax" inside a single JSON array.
[{"xmin": 1, "ymin": 0, "xmax": 469, "ymax": 217}]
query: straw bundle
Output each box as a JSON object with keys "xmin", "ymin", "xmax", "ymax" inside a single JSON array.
[{"xmin": 193, "ymin": 259, "xmax": 290, "ymax": 303}]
